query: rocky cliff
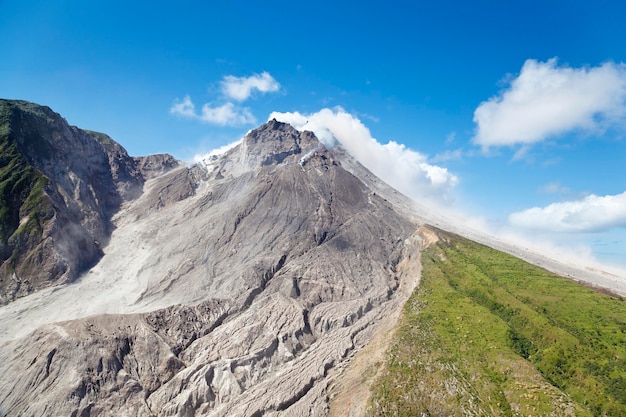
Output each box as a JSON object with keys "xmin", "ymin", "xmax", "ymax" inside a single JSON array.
[
  {"xmin": 0, "ymin": 99, "xmax": 178, "ymax": 304},
  {"xmin": 0, "ymin": 111, "xmax": 424, "ymax": 416}
]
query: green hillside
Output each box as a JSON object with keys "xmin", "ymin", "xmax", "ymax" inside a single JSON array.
[
  {"xmin": 368, "ymin": 230, "xmax": 626, "ymax": 416},
  {"xmin": 0, "ymin": 101, "xmax": 51, "ymax": 269}
]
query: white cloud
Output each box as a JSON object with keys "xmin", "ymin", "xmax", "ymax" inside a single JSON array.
[
  {"xmin": 193, "ymin": 139, "xmax": 242, "ymax": 164},
  {"xmin": 170, "ymin": 71, "xmax": 279, "ymax": 126},
  {"xmin": 170, "ymin": 96, "xmax": 256, "ymax": 126},
  {"xmin": 169, "ymin": 95, "xmax": 196, "ymax": 118},
  {"xmin": 269, "ymin": 107, "xmax": 458, "ymax": 204},
  {"xmin": 221, "ymin": 72, "xmax": 280, "ymax": 101},
  {"xmin": 200, "ymin": 102, "xmax": 256, "ymax": 126},
  {"xmin": 509, "ymin": 191, "xmax": 626, "ymax": 232},
  {"xmin": 473, "ymin": 58, "xmax": 626, "ymax": 148}
]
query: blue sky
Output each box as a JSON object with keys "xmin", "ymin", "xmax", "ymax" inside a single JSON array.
[{"xmin": 1, "ymin": 0, "xmax": 625, "ymax": 271}]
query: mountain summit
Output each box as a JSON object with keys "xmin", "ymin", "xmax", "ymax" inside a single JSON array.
[{"xmin": 0, "ymin": 104, "xmax": 423, "ymax": 416}]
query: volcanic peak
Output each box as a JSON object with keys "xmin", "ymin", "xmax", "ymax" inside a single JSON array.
[{"xmin": 236, "ymin": 119, "xmax": 321, "ymax": 167}]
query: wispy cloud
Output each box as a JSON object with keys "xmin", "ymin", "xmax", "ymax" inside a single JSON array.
[
  {"xmin": 431, "ymin": 148, "xmax": 463, "ymax": 163},
  {"xmin": 269, "ymin": 107, "xmax": 458, "ymax": 205},
  {"xmin": 193, "ymin": 140, "xmax": 242, "ymax": 163},
  {"xmin": 539, "ymin": 181, "xmax": 571, "ymax": 196},
  {"xmin": 473, "ymin": 58, "xmax": 626, "ymax": 149},
  {"xmin": 170, "ymin": 96, "xmax": 256, "ymax": 126},
  {"xmin": 221, "ymin": 72, "xmax": 280, "ymax": 101},
  {"xmin": 509, "ymin": 191, "xmax": 626, "ymax": 232}
]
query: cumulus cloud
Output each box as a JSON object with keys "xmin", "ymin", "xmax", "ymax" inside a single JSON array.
[
  {"xmin": 169, "ymin": 95, "xmax": 196, "ymax": 118},
  {"xmin": 221, "ymin": 72, "xmax": 280, "ymax": 101},
  {"xmin": 473, "ymin": 58, "xmax": 626, "ymax": 148},
  {"xmin": 170, "ymin": 96, "xmax": 256, "ymax": 126},
  {"xmin": 269, "ymin": 107, "xmax": 458, "ymax": 203},
  {"xmin": 509, "ymin": 191, "xmax": 626, "ymax": 232},
  {"xmin": 170, "ymin": 71, "xmax": 279, "ymax": 126},
  {"xmin": 199, "ymin": 102, "xmax": 256, "ymax": 126}
]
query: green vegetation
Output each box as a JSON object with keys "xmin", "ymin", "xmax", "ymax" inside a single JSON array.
[
  {"xmin": 84, "ymin": 129, "xmax": 114, "ymax": 146},
  {"xmin": 0, "ymin": 101, "xmax": 52, "ymax": 266},
  {"xmin": 368, "ymin": 231, "xmax": 626, "ymax": 416}
]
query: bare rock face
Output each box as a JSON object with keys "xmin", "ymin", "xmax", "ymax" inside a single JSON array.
[
  {"xmin": 0, "ymin": 301, "xmax": 234, "ymax": 417},
  {"xmin": 0, "ymin": 117, "xmax": 422, "ymax": 416},
  {"xmin": 0, "ymin": 100, "xmax": 178, "ymax": 304},
  {"xmin": 135, "ymin": 154, "xmax": 180, "ymax": 180},
  {"xmin": 240, "ymin": 118, "xmax": 318, "ymax": 167}
]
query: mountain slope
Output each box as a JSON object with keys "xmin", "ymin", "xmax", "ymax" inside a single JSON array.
[
  {"xmin": 0, "ymin": 100, "xmax": 179, "ymax": 304},
  {"xmin": 1, "ymin": 103, "xmax": 625, "ymax": 417},
  {"xmin": 368, "ymin": 230, "xmax": 626, "ymax": 416},
  {"xmin": 0, "ymin": 117, "xmax": 423, "ymax": 416}
]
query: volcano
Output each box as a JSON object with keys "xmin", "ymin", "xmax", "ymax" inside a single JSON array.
[{"xmin": 0, "ymin": 100, "xmax": 624, "ymax": 416}]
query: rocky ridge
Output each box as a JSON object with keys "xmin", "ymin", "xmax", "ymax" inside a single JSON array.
[{"xmin": 0, "ymin": 99, "xmax": 179, "ymax": 304}]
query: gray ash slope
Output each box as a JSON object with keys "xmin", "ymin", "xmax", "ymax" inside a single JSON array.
[
  {"xmin": 0, "ymin": 99, "xmax": 179, "ymax": 304},
  {"xmin": 0, "ymin": 114, "xmax": 424, "ymax": 416}
]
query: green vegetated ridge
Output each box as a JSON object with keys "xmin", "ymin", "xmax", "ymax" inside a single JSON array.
[
  {"xmin": 84, "ymin": 129, "xmax": 115, "ymax": 146},
  {"xmin": 368, "ymin": 229, "xmax": 626, "ymax": 417},
  {"xmin": 0, "ymin": 100, "xmax": 52, "ymax": 269}
]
